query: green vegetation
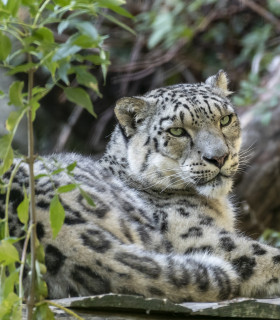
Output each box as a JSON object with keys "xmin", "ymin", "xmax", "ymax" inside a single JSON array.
[{"xmin": 0, "ymin": 0, "xmax": 132, "ymax": 319}]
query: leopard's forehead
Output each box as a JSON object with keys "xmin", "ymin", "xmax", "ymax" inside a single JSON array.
[
  {"xmin": 142, "ymin": 83, "xmax": 234, "ymax": 126},
  {"xmin": 144, "ymin": 83, "xmax": 217, "ymax": 99}
]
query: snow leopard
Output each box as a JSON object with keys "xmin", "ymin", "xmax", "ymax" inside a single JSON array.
[{"xmin": 3, "ymin": 70, "xmax": 280, "ymax": 303}]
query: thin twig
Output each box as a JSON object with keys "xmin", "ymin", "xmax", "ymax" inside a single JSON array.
[
  {"xmin": 26, "ymin": 54, "xmax": 37, "ymax": 320},
  {"xmin": 19, "ymin": 224, "xmax": 33, "ymax": 300}
]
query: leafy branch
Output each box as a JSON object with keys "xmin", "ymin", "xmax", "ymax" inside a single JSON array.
[{"xmin": 0, "ymin": 0, "xmax": 133, "ymax": 319}]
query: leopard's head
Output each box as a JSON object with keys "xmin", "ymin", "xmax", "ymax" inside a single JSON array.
[{"xmin": 115, "ymin": 71, "xmax": 241, "ymax": 198}]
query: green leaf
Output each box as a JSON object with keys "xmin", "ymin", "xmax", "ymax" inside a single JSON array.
[
  {"xmin": 17, "ymin": 188, "xmax": 29, "ymax": 225},
  {"xmin": 8, "ymin": 81, "xmax": 24, "ymax": 107},
  {"xmin": 34, "ymin": 173, "xmax": 48, "ymax": 180},
  {"xmin": 148, "ymin": 12, "xmax": 173, "ymax": 48},
  {"xmin": 57, "ymin": 184, "xmax": 76, "ymax": 193},
  {"xmin": 66, "ymin": 161, "xmax": 76, "ymax": 172},
  {"xmin": 83, "ymin": 54, "xmax": 104, "ymax": 64},
  {"xmin": 2, "ymin": 270, "xmax": 19, "ymax": 299},
  {"xmin": 21, "ymin": 0, "xmax": 39, "ymax": 16},
  {"xmin": 0, "ymin": 292, "xmax": 20, "ymax": 319},
  {"xmin": 35, "ymin": 242, "xmax": 46, "ymax": 265},
  {"xmin": 73, "ymin": 34, "xmax": 98, "ymax": 48},
  {"xmin": 33, "ymin": 27, "xmax": 54, "ymax": 43},
  {"xmin": 7, "ymin": 62, "xmax": 36, "ymax": 75},
  {"xmin": 49, "ymin": 194, "xmax": 65, "ymax": 239},
  {"xmin": 74, "ymin": 66, "xmax": 100, "ymax": 94},
  {"xmin": 102, "ymin": 13, "xmax": 136, "ymax": 35},
  {"xmin": 52, "ymin": 43, "xmax": 81, "ymax": 62},
  {"xmin": 52, "ymin": 168, "xmax": 64, "ymax": 175},
  {"xmin": 79, "ymin": 188, "xmax": 95, "ymax": 207},
  {"xmin": 100, "ymin": 49, "xmax": 110, "ymax": 81},
  {"xmin": 0, "ymin": 32, "xmax": 12, "ymax": 60},
  {"xmin": 30, "ymin": 97, "xmax": 40, "ymax": 121},
  {"xmin": 35, "ymin": 260, "xmax": 48, "ymax": 299},
  {"xmin": 0, "ymin": 90, "xmax": 5, "ymax": 98},
  {"xmin": 0, "ymin": 240, "xmax": 19, "ymax": 265},
  {"xmin": 6, "ymin": 111, "xmax": 22, "ymax": 132},
  {"xmin": 97, "ymin": 0, "xmax": 133, "ymax": 18},
  {"xmin": 57, "ymin": 20, "xmax": 69, "ymax": 34},
  {"xmin": 57, "ymin": 61, "xmax": 70, "ymax": 84},
  {"xmin": 76, "ymin": 21, "xmax": 98, "ymax": 39},
  {"xmin": 33, "ymin": 303, "xmax": 55, "ymax": 320},
  {"xmin": 53, "ymin": 0, "xmax": 71, "ymax": 6},
  {"xmin": 64, "ymin": 87, "xmax": 96, "ymax": 117},
  {"xmin": 6, "ymin": 0, "xmax": 21, "ymax": 16},
  {"xmin": 0, "ymin": 134, "xmax": 14, "ymax": 175}
]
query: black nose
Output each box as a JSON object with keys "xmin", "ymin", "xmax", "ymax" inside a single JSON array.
[{"xmin": 203, "ymin": 154, "xmax": 229, "ymax": 169}]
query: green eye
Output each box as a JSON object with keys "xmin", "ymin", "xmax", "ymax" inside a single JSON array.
[
  {"xmin": 220, "ymin": 115, "xmax": 232, "ymax": 127},
  {"xmin": 168, "ymin": 128, "xmax": 186, "ymax": 137}
]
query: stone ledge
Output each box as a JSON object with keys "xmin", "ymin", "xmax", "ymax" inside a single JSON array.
[{"xmin": 36, "ymin": 294, "xmax": 280, "ymax": 319}]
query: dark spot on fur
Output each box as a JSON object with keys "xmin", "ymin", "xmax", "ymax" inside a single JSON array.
[
  {"xmin": 45, "ymin": 244, "xmax": 66, "ymax": 275},
  {"xmin": 137, "ymin": 225, "xmax": 151, "ymax": 244},
  {"xmin": 232, "ymin": 255, "xmax": 256, "ymax": 280},
  {"xmin": 272, "ymin": 255, "xmax": 280, "ymax": 264},
  {"xmin": 184, "ymin": 246, "xmax": 213, "ymax": 255},
  {"xmin": 122, "ymin": 201, "xmax": 134, "ymax": 212},
  {"xmin": 37, "ymin": 199, "xmax": 49, "ymax": 209},
  {"xmin": 115, "ymin": 252, "xmax": 160, "ymax": 279},
  {"xmin": 144, "ymin": 137, "xmax": 150, "ymax": 146},
  {"xmin": 36, "ymin": 222, "xmax": 45, "ymax": 241},
  {"xmin": 167, "ymin": 258, "xmax": 190, "ymax": 288},
  {"xmin": 181, "ymin": 227, "xmax": 203, "ymax": 239},
  {"xmin": 267, "ymin": 277, "xmax": 278, "ymax": 285},
  {"xmin": 10, "ymin": 188, "xmax": 24, "ymax": 211},
  {"xmin": 64, "ymin": 214, "xmax": 86, "ymax": 225},
  {"xmin": 195, "ymin": 263, "xmax": 209, "ymax": 292},
  {"xmin": 160, "ymin": 211, "xmax": 168, "ymax": 232},
  {"xmin": 148, "ymin": 287, "xmax": 164, "ymax": 297},
  {"xmin": 153, "ymin": 137, "xmax": 159, "ymax": 152},
  {"xmin": 71, "ymin": 265, "xmax": 110, "ymax": 294},
  {"xmin": 219, "ymin": 229, "xmax": 229, "ymax": 235},
  {"xmin": 199, "ymin": 216, "xmax": 214, "ymax": 226},
  {"xmin": 68, "ymin": 286, "xmax": 79, "ymax": 297},
  {"xmin": 252, "ymin": 243, "xmax": 267, "ymax": 256},
  {"xmin": 81, "ymin": 229, "xmax": 111, "ymax": 253},
  {"xmin": 212, "ymin": 266, "xmax": 232, "ymax": 300},
  {"xmin": 178, "ymin": 208, "xmax": 190, "ymax": 217},
  {"xmin": 219, "ymin": 237, "xmax": 236, "ymax": 252}
]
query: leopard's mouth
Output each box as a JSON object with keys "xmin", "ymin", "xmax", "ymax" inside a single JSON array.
[{"xmin": 195, "ymin": 172, "xmax": 231, "ymax": 186}]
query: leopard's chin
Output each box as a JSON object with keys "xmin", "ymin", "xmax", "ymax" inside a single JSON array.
[{"xmin": 196, "ymin": 175, "xmax": 233, "ymax": 198}]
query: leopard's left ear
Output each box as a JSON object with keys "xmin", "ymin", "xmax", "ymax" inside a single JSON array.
[
  {"xmin": 205, "ymin": 70, "xmax": 232, "ymax": 96},
  {"xmin": 115, "ymin": 97, "xmax": 148, "ymax": 137}
]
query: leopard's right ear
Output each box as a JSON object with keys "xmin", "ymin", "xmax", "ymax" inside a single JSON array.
[{"xmin": 115, "ymin": 97, "xmax": 148, "ymax": 137}]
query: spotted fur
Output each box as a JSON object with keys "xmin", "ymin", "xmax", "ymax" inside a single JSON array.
[{"xmin": 3, "ymin": 71, "xmax": 280, "ymax": 302}]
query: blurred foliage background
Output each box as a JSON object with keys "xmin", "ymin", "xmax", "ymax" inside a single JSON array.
[
  {"xmin": 4, "ymin": 0, "xmax": 277, "ymax": 155},
  {"xmin": 1, "ymin": 0, "xmax": 280, "ymax": 239}
]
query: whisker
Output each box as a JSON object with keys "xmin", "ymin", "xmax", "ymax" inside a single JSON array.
[{"xmin": 160, "ymin": 177, "xmax": 186, "ymax": 193}]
